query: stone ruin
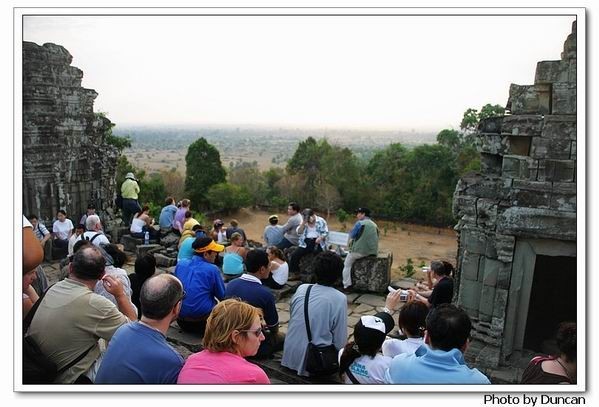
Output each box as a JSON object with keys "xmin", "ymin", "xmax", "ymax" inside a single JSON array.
[
  {"xmin": 452, "ymin": 21, "xmax": 577, "ymax": 377},
  {"xmin": 22, "ymin": 41, "xmax": 118, "ymax": 224}
]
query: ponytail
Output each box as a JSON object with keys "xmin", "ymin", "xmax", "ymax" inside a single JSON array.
[
  {"xmin": 442, "ymin": 261, "xmax": 455, "ymax": 278},
  {"xmin": 338, "ymin": 342, "xmax": 361, "ymax": 379}
]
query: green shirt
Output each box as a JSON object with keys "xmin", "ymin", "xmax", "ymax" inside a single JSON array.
[
  {"xmin": 121, "ymin": 178, "xmax": 140, "ymax": 199},
  {"xmin": 350, "ymin": 218, "xmax": 379, "ymax": 256}
]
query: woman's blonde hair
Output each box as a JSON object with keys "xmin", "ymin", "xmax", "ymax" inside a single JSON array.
[
  {"xmin": 202, "ymin": 298, "xmax": 263, "ymax": 352},
  {"xmin": 230, "ymin": 232, "xmax": 243, "ymax": 242}
]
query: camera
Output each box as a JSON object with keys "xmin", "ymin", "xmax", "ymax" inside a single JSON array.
[{"xmin": 399, "ymin": 291, "xmax": 409, "ymax": 302}]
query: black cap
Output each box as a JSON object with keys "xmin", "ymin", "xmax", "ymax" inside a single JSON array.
[{"xmin": 356, "ymin": 207, "xmax": 371, "ymax": 217}]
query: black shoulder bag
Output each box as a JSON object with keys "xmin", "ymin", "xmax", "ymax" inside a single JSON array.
[{"xmin": 303, "ymin": 284, "xmax": 339, "ymax": 376}]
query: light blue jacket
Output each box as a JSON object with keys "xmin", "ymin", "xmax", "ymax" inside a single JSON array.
[
  {"xmin": 296, "ymin": 216, "xmax": 328, "ymax": 250},
  {"xmin": 385, "ymin": 344, "xmax": 491, "ymax": 384}
]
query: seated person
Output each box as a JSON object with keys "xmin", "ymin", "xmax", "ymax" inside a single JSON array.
[
  {"xmin": 382, "ymin": 300, "xmax": 428, "ymax": 358},
  {"xmin": 28, "ymin": 214, "xmax": 52, "ymax": 261},
  {"xmin": 224, "ymin": 249, "xmax": 285, "ymax": 359},
  {"xmin": 225, "ymin": 219, "xmax": 247, "ymax": 242},
  {"xmin": 130, "ymin": 205, "xmax": 160, "ymax": 242},
  {"xmin": 178, "ymin": 224, "xmax": 205, "ymax": 261},
  {"xmin": 263, "ymin": 215, "xmax": 284, "ymax": 247},
  {"xmin": 210, "ymin": 219, "xmax": 227, "ymax": 243},
  {"xmin": 174, "ymin": 237, "xmax": 225, "ymax": 335},
  {"xmin": 82, "ymin": 214, "xmax": 110, "ymax": 247},
  {"xmin": 338, "ymin": 312, "xmax": 395, "ymax": 384},
  {"xmin": 22, "ymin": 267, "xmax": 39, "ymax": 319},
  {"xmin": 385, "ymin": 304, "xmax": 490, "ymax": 384},
  {"xmin": 129, "ymin": 253, "xmax": 157, "ymax": 319},
  {"xmin": 173, "ymin": 199, "xmax": 191, "ymax": 234},
  {"xmin": 68, "ymin": 224, "xmax": 85, "ymax": 256},
  {"xmin": 289, "ymin": 208, "xmax": 329, "ymax": 276},
  {"xmin": 177, "ymin": 299, "xmax": 270, "ymax": 384},
  {"xmin": 93, "ymin": 244, "xmax": 137, "ymax": 317},
  {"xmin": 260, "ymin": 246, "xmax": 289, "ymax": 289},
  {"xmin": 95, "ymin": 274, "xmax": 185, "ymax": 384},
  {"xmin": 222, "ymin": 232, "xmax": 248, "ymax": 281},
  {"xmin": 183, "ymin": 210, "xmax": 200, "ymax": 231},
  {"xmin": 52, "ymin": 209, "xmax": 73, "ymax": 257},
  {"xmin": 521, "ymin": 322, "xmax": 576, "ymax": 384},
  {"xmin": 79, "ymin": 204, "xmax": 96, "ymax": 227},
  {"xmin": 158, "ymin": 196, "xmax": 178, "ymax": 233},
  {"xmin": 409, "ymin": 260, "xmax": 454, "ymax": 308}
]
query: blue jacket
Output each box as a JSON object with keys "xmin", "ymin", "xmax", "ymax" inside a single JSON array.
[
  {"xmin": 159, "ymin": 204, "xmax": 178, "ymax": 229},
  {"xmin": 174, "ymin": 256, "xmax": 225, "ymax": 318},
  {"xmin": 385, "ymin": 344, "xmax": 491, "ymax": 384}
]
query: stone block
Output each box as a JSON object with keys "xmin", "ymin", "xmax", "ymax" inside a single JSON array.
[
  {"xmin": 507, "ymin": 135, "xmax": 532, "ymax": 156},
  {"xmin": 160, "ymin": 232, "xmax": 180, "ymax": 248},
  {"xmin": 552, "ymin": 83, "xmax": 576, "ymax": 115},
  {"xmin": 542, "ymin": 115, "xmax": 576, "ymax": 140},
  {"xmin": 461, "ymin": 229, "xmax": 487, "ymax": 255},
  {"xmin": 476, "ymin": 345, "xmax": 501, "ymax": 369},
  {"xmin": 549, "ymin": 191, "xmax": 576, "ymax": 212},
  {"xmin": 136, "ymin": 244, "xmax": 162, "ymax": 258},
  {"xmin": 476, "ymin": 199, "xmax": 499, "ymax": 229},
  {"xmin": 493, "ymin": 289, "xmax": 509, "ymax": 319},
  {"xmin": 479, "ymin": 153, "xmax": 503, "ymax": 177},
  {"xmin": 500, "ymin": 115, "xmax": 544, "ymax": 136},
  {"xmin": 560, "ymin": 31, "xmax": 577, "ymax": 61},
  {"xmin": 571, "ymin": 140, "xmax": 576, "ymax": 160},
  {"xmin": 496, "ymin": 262, "xmax": 512, "ymax": 290},
  {"xmin": 461, "ymin": 251, "xmax": 481, "ymax": 281},
  {"xmin": 509, "ymin": 180, "xmax": 552, "ymax": 208},
  {"xmin": 120, "ymin": 234, "xmax": 142, "ymax": 252},
  {"xmin": 458, "ymin": 279, "xmax": 481, "ymax": 311},
  {"xmin": 452, "ymin": 195, "xmax": 478, "ymax": 219},
  {"xmin": 166, "ymin": 322, "xmax": 204, "ymax": 353},
  {"xmin": 501, "ymin": 155, "xmax": 538, "ymax": 180},
  {"xmin": 479, "ymin": 285, "xmax": 496, "ymax": 316},
  {"xmin": 478, "ymin": 135, "xmax": 507, "ymax": 155},
  {"xmin": 351, "ymin": 251, "xmax": 393, "ymax": 293},
  {"xmin": 154, "ymin": 253, "xmax": 177, "ymax": 268},
  {"xmin": 478, "ymin": 117, "xmax": 503, "ymax": 134},
  {"xmin": 543, "ymin": 159, "xmax": 576, "ymax": 182},
  {"xmin": 353, "ymin": 302, "xmax": 376, "ymax": 313},
  {"xmin": 530, "ymin": 136, "xmax": 572, "ymax": 160},
  {"xmin": 481, "ymin": 258, "xmax": 502, "ymax": 287},
  {"xmin": 495, "ymin": 234, "xmax": 515, "ymax": 263},
  {"xmin": 506, "ymin": 84, "xmax": 550, "ymax": 115},
  {"xmin": 534, "ymin": 60, "xmax": 570, "ymax": 84},
  {"xmin": 497, "ymin": 207, "xmax": 576, "ymax": 241}
]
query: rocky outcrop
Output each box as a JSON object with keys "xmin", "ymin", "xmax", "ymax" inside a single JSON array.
[{"xmin": 22, "ymin": 41, "xmax": 118, "ymax": 223}]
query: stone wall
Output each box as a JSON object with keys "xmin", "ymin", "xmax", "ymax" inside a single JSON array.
[
  {"xmin": 452, "ymin": 21, "xmax": 577, "ymax": 369},
  {"xmin": 22, "ymin": 42, "xmax": 118, "ymax": 224}
]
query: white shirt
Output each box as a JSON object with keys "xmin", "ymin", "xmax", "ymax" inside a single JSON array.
[
  {"xmin": 271, "ymin": 261, "xmax": 289, "ymax": 286},
  {"xmin": 52, "ymin": 219, "xmax": 74, "ymax": 240},
  {"xmin": 338, "ymin": 349, "xmax": 392, "ymax": 384},
  {"xmin": 82, "ymin": 230, "xmax": 110, "ymax": 247},
  {"xmin": 130, "ymin": 217, "xmax": 146, "ymax": 234},
  {"xmin": 382, "ymin": 337, "xmax": 425, "ymax": 359},
  {"xmin": 68, "ymin": 234, "xmax": 82, "ymax": 255},
  {"xmin": 305, "ymin": 224, "xmax": 319, "ymax": 239},
  {"xmin": 217, "ymin": 230, "xmax": 226, "ymax": 243}
]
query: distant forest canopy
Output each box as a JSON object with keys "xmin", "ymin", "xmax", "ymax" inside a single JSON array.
[{"xmin": 111, "ymin": 104, "xmax": 504, "ymax": 227}]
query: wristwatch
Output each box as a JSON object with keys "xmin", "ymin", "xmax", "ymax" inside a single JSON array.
[{"xmin": 382, "ymin": 307, "xmax": 393, "ymax": 315}]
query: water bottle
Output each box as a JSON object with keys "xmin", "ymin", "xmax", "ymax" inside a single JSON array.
[{"xmin": 144, "ymin": 231, "xmax": 149, "ymax": 245}]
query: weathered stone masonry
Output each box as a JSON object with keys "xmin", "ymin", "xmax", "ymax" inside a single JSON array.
[
  {"xmin": 452, "ymin": 21, "xmax": 577, "ymax": 371},
  {"xmin": 22, "ymin": 42, "xmax": 118, "ymax": 224}
]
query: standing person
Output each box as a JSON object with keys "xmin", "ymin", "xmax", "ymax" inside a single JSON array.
[
  {"xmin": 174, "ymin": 237, "xmax": 226, "ymax": 335},
  {"xmin": 83, "ymin": 214, "xmax": 111, "ymax": 247},
  {"xmin": 52, "ymin": 209, "xmax": 74, "ymax": 257},
  {"xmin": 225, "ymin": 249, "xmax": 285, "ymax": 359},
  {"xmin": 275, "ymin": 202, "xmax": 302, "ymax": 250},
  {"xmin": 222, "ymin": 232, "xmax": 248, "ymax": 281},
  {"xmin": 177, "ymin": 299, "xmax": 270, "ymax": 384},
  {"xmin": 289, "ymin": 208, "xmax": 328, "ymax": 276},
  {"xmin": 342, "ymin": 207, "xmax": 379, "ymax": 292},
  {"xmin": 121, "ymin": 172, "xmax": 141, "ymax": 227},
  {"xmin": 281, "ymin": 251, "xmax": 348, "ymax": 377},
  {"xmin": 95, "ymin": 274, "xmax": 185, "ymax": 384},
  {"xmin": 263, "ymin": 214, "xmax": 284, "ymax": 247},
  {"xmin": 28, "ymin": 214, "xmax": 52, "ymax": 261},
  {"xmin": 226, "ymin": 219, "xmax": 247, "ymax": 241},
  {"xmin": 158, "ymin": 197, "xmax": 178, "ymax": 234},
  {"xmin": 261, "ymin": 246, "xmax": 289, "ymax": 289},
  {"xmin": 409, "ymin": 260, "xmax": 455, "ymax": 308},
  {"xmin": 173, "ymin": 199, "xmax": 191, "ymax": 234},
  {"xmin": 79, "ymin": 204, "xmax": 96, "ymax": 227}
]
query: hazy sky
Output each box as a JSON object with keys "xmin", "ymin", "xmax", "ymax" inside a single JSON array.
[{"xmin": 22, "ymin": 13, "xmax": 575, "ymax": 132}]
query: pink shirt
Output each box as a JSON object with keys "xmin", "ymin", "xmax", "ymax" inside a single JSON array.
[{"xmin": 177, "ymin": 350, "xmax": 270, "ymax": 384}]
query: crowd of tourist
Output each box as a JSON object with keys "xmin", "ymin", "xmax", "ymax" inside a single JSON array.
[{"xmin": 21, "ymin": 192, "xmax": 577, "ymax": 386}]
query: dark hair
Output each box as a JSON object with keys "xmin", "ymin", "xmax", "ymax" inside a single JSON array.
[
  {"xmin": 71, "ymin": 246, "xmax": 106, "ymax": 280},
  {"xmin": 57, "ymin": 209, "xmax": 67, "ymax": 216},
  {"xmin": 28, "ymin": 214, "xmax": 38, "ymax": 221},
  {"xmin": 230, "ymin": 219, "xmax": 239, "ymax": 227},
  {"xmin": 72, "ymin": 239, "xmax": 92, "ymax": 255},
  {"xmin": 313, "ymin": 251, "xmax": 343, "ymax": 286},
  {"xmin": 339, "ymin": 315, "xmax": 389, "ymax": 378},
  {"xmin": 288, "ymin": 202, "xmax": 300, "ymax": 212},
  {"xmin": 425, "ymin": 304, "xmax": 472, "ymax": 351},
  {"xmin": 102, "ymin": 244, "xmax": 128, "ymax": 268},
  {"xmin": 87, "ymin": 204, "xmax": 96, "ymax": 210},
  {"xmin": 135, "ymin": 254, "xmax": 157, "ymax": 280},
  {"xmin": 302, "ymin": 208, "xmax": 314, "ymax": 219},
  {"xmin": 267, "ymin": 246, "xmax": 286, "ymax": 262},
  {"xmin": 556, "ymin": 322, "xmax": 576, "ymax": 362},
  {"xmin": 192, "ymin": 224, "xmax": 204, "ymax": 232},
  {"xmin": 136, "ymin": 205, "xmax": 150, "ymax": 218},
  {"xmin": 431, "ymin": 260, "xmax": 454, "ymax": 278},
  {"xmin": 269, "ymin": 217, "xmax": 278, "ymax": 225},
  {"xmin": 244, "ymin": 249, "xmax": 269, "ymax": 274},
  {"xmin": 165, "ymin": 197, "xmax": 175, "ymax": 206},
  {"xmin": 185, "ymin": 210, "xmax": 193, "ymax": 219},
  {"xmin": 76, "ymin": 223, "xmax": 85, "ymax": 230},
  {"xmin": 140, "ymin": 274, "xmax": 183, "ymax": 320},
  {"xmin": 398, "ymin": 301, "xmax": 428, "ymax": 337}
]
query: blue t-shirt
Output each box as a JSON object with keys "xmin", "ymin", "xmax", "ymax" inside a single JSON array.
[
  {"xmin": 95, "ymin": 322, "xmax": 184, "ymax": 384},
  {"xmin": 174, "ymin": 256, "xmax": 225, "ymax": 318},
  {"xmin": 385, "ymin": 344, "xmax": 491, "ymax": 384},
  {"xmin": 177, "ymin": 237, "xmax": 195, "ymax": 261},
  {"xmin": 224, "ymin": 275, "xmax": 278, "ymax": 327},
  {"xmin": 159, "ymin": 204, "xmax": 178, "ymax": 229}
]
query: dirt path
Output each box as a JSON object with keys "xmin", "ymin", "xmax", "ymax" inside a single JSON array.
[{"xmin": 213, "ymin": 208, "xmax": 458, "ymax": 281}]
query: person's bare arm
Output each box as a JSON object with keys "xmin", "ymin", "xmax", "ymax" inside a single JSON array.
[
  {"xmin": 102, "ymin": 275, "xmax": 137, "ymax": 321},
  {"xmin": 23, "ymin": 227, "xmax": 43, "ymax": 273}
]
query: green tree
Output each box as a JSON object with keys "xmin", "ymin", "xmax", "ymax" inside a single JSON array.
[
  {"xmin": 207, "ymin": 183, "xmax": 251, "ymax": 214},
  {"xmin": 185, "ymin": 138, "xmax": 226, "ymax": 209},
  {"xmin": 228, "ymin": 162, "xmax": 269, "ymax": 207},
  {"xmin": 96, "ymin": 112, "xmax": 131, "ymax": 153},
  {"xmin": 139, "ymin": 173, "xmax": 167, "ymax": 208}
]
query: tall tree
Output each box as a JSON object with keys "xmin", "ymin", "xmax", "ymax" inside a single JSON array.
[{"xmin": 184, "ymin": 137, "xmax": 226, "ymax": 209}]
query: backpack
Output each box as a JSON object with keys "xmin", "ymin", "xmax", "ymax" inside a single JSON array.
[
  {"xmin": 23, "ymin": 287, "xmax": 95, "ymax": 384},
  {"xmin": 84, "ymin": 232, "xmax": 103, "ymax": 243}
]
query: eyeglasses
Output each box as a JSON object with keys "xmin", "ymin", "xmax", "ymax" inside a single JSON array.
[
  {"xmin": 239, "ymin": 327, "xmax": 268, "ymax": 337},
  {"xmin": 179, "ymin": 290, "xmax": 187, "ymax": 302}
]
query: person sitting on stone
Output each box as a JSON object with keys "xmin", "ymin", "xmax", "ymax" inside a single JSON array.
[
  {"xmin": 222, "ymin": 232, "xmax": 248, "ymax": 282},
  {"xmin": 130, "ymin": 205, "xmax": 160, "ymax": 242},
  {"xmin": 225, "ymin": 219, "xmax": 247, "ymax": 242},
  {"xmin": 210, "ymin": 219, "xmax": 227, "ymax": 243},
  {"xmin": 26, "ymin": 245, "xmax": 137, "ymax": 383},
  {"xmin": 263, "ymin": 214, "xmax": 284, "ymax": 247},
  {"xmin": 385, "ymin": 304, "xmax": 490, "ymax": 384},
  {"xmin": 129, "ymin": 253, "xmax": 157, "ymax": 319},
  {"xmin": 382, "ymin": 300, "xmax": 428, "ymax": 358},
  {"xmin": 289, "ymin": 208, "xmax": 328, "ymax": 277},
  {"xmin": 28, "ymin": 214, "xmax": 52, "ymax": 261},
  {"xmin": 121, "ymin": 172, "xmax": 142, "ymax": 227},
  {"xmin": 52, "ymin": 209, "xmax": 74, "ymax": 257},
  {"xmin": 339, "ymin": 312, "xmax": 395, "ymax": 384},
  {"xmin": 260, "ymin": 246, "xmax": 288, "ymax": 289},
  {"xmin": 95, "ymin": 274, "xmax": 185, "ymax": 384},
  {"xmin": 68, "ymin": 223, "xmax": 85, "ymax": 256},
  {"xmin": 275, "ymin": 202, "xmax": 302, "ymax": 250},
  {"xmin": 178, "ymin": 211, "xmax": 200, "ymax": 247},
  {"xmin": 521, "ymin": 322, "xmax": 576, "ymax": 384},
  {"xmin": 177, "ymin": 299, "xmax": 270, "ymax": 384},
  {"xmin": 224, "ymin": 249, "xmax": 285, "ymax": 359},
  {"xmin": 408, "ymin": 260, "xmax": 454, "ymax": 308},
  {"xmin": 93, "ymin": 243, "xmax": 137, "ymax": 317},
  {"xmin": 342, "ymin": 207, "xmax": 379, "ymax": 293},
  {"xmin": 59, "ymin": 239, "xmax": 92, "ymax": 281},
  {"xmin": 178, "ymin": 224, "xmax": 206, "ymax": 261},
  {"xmin": 173, "ymin": 199, "xmax": 191, "ymax": 234},
  {"xmin": 174, "ymin": 237, "xmax": 226, "ymax": 335},
  {"xmin": 79, "ymin": 204, "xmax": 96, "ymax": 227},
  {"xmin": 83, "ymin": 214, "xmax": 110, "ymax": 247},
  {"xmin": 158, "ymin": 196, "xmax": 178, "ymax": 234}
]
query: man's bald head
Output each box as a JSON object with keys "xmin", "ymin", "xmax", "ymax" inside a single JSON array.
[
  {"xmin": 140, "ymin": 274, "xmax": 184, "ymax": 320},
  {"xmin": 71, "ymin": 245, "xmax": 105, "ymax": 281}
]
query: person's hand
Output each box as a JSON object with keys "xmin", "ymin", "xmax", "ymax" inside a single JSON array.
[
  {"xmin": 407, "ymin": 289, "xmax": 418, "ymax": 302},
  {"xmin": 102, "ymin": 275, "xmax": 125, "ymax": 298},
  {"xmin": 385, "ymin": 289, "xmax": 402, "ymax": 311},
  {"xmin": 315, "ymin": 237, "xmax": 322, "ymax": 244}
]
